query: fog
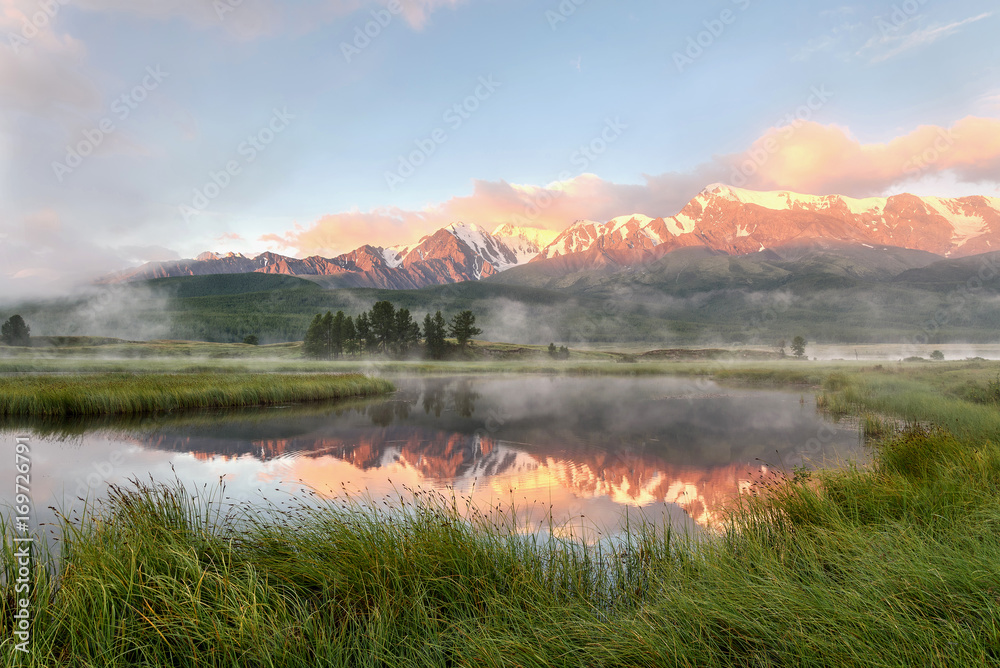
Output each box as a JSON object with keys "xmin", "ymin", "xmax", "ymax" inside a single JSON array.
[{"xmin": 1, "ymin": 284, "xmax": 172, "ymax": 341}]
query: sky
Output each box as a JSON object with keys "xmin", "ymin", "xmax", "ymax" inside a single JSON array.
[{"xmin": 1, "ymin": 0, "xmax": 999, "ymax": 296}]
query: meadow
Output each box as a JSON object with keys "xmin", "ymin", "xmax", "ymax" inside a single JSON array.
[{"xmin": 1, "ymin": 357, "xmax": 999, "ymax": 665}]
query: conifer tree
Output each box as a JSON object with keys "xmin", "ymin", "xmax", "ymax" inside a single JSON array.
[
  {"xmin": 423, "ymin": 311, "xmax": 448, "ymax": 360},
  {"xmin": 331, "ymin": 311, "xmax": 346, "ymax": 359},
  {"xmin": 0, "ymin": 315, "xmax": 30, "ymax": 347},
  {"xmin": 356, "ymin": 312, "xmax": 372, "ymax": 353},
  {"xmin": 303, "ymin": 314, "xmax": 325, "ymax": 359},
  {"xmin": 320, "ymin": 312, "xmax": 334, "ymax": 359},
  {"xmin": 370, "ymin": 301, "xmax": 396, "ymax": 353},
  {"xmin": 343, "ymin": 316, "xmax": 357, "ymax": 356},
  {"xmin": 449, "ymin": 310, "xmax": 482, "ymax": 349}
]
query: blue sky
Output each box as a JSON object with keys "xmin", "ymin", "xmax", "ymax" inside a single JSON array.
[{"xmin": 1, "ymin": 0, "xmax": 998, "ymax": 294}]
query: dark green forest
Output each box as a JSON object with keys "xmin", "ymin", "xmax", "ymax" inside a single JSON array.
[{"xmin": 4, "ymin": 247, "xmax": 1000, "ymax": 345}]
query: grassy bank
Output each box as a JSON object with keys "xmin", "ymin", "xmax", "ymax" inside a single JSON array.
[
  {"xmin": 3, "ymin": 363, "xmax": 1000, "ymax": 665},
  {"xmin": 0, "ymin": 373, "xmax": 394, "ymax": 417}
]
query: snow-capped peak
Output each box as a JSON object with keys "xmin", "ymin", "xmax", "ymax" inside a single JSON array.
[
  {"xmin": 606, "ymin": 214, "xmax": 655, "ymax": 233},
  {"xmin": 491, "ymin": 224, "xmax": 560, "ymax": 265},
  {"xmin": 491, "ymin": 223, "xmax": 560, "ymax": 248},
  {"xmin": 195, "ymin": 251, "xmax": 247, "ymax": 262}
]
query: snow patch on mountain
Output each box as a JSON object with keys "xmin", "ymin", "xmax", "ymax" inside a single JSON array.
[
  {"xmin": 607, "ymin": 214, "xmax": 654, "ymax": 234},
  {"xmin": 491, "ymin": 224, "xmax": 559, "ymax": 265},
  {"xmin": 444, "ymin": 222, "xmax": 519, "ymax": 271},
  {"xmin": 703, "ymin": 184, "xmax": 889, "ymax": 217},
  {"xmin": 923, "ymin": 197, "xmax": 988, "ymax": 245},
  {"xmin": 842, "ymin": 195, "xmax": 886, "ymax": 215},
  {"xmin": 379, "ymin": 247, "xmax": 404, "ymax": 268}
]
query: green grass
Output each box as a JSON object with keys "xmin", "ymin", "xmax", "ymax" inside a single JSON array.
[
  {"xmin": 4, "ymin": 361, "xmax": 1000, "ymax": 665},
  {"xmin": 0, "ymin": 373, "xmax": 394, "ymax": 417}
]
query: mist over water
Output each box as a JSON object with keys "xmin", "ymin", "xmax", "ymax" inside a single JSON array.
[{"xmin": 1, "ymin": 375, "xmax": 865, "ymax": 541}]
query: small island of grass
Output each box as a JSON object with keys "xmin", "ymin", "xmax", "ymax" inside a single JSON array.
[{"xmin": 0, "ymin": 372, "xmax": 394, "ymax": 417}]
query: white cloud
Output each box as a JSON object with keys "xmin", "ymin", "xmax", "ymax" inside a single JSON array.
[{"xmin": 860, "ymin": 12, "xmax": 993, "ymax": 63}]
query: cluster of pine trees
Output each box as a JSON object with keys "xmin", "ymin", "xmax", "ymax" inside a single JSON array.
[
  {"xmin": 547, "ymin": 343, "xmax": 570, "ymax": 360},
  {"xmin": 302, "ymin": 301, "xmax": 481, "ymax": 361}
]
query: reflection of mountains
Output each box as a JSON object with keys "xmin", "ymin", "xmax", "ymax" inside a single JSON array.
[
  {"xmin": 140, "ymin": 426, "xmax": 757, "ymax": 527},
  {"xmin": 121, "ymin": 377, "xmax": 860, "ymax": 527}
]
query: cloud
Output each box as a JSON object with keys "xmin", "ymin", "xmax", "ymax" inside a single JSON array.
[
  {"xmin": 271, "ymin": 117, "xmax": 1000, "ymax": 257},
  {"xmin": 0, "ymin": 210, "xmax": 179, "ymax": 301},
  {"xmin": 66, "ymin": 0, "xmax": 465, "ymax": 37},
  {"xmin": 0, "ymin": 0, "xmax": 101, "ymax": 115},
  {"xmin": 733, "ymin": 116, "xmax": 1000, "ymax": 194},
  {"xmin": 394, "ymin": 0, "xmax": 466, "ymax": 29},
  {"xmin": 861, "ymin": 12, "xmax": 993, "ymax": 63}
]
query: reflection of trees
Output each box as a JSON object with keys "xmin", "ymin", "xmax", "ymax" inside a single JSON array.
[
  {"xmin": 421, "ymin": 379, "xmax": 449, "ymax": 417},
  {"xmin": 418, "ymin": 379, "xmax": 479, "ymax": 419},
  {"xmin": 365, "ymin": 399, "xmax": 414, "ymax": 427},
  {"xmin": 452, "ymin": 379, "xmax": 479, "ymax": 418}
]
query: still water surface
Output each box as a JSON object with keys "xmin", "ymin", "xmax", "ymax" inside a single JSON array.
[{"xmin": 2, "ymin": 375, "xmax": 864, "ymax": 537}]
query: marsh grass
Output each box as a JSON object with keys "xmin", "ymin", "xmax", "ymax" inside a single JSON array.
[
  {"xmin": 4, "ymin": 442, "xmax": 1000, "ymax": 668},
  {"xmin": 0, "ymin": 373, "xmax": 393, "ymax": 417},
  {"xmin": 4, "ymin": 361, "xmax": 1000, "ymax": 666}
]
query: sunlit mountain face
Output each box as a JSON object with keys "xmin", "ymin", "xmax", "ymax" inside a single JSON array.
[
  {"xmin": 8, "ymin": 377, "xmax": 865, "ymax": 536},
  {"xmin": 101, "ymin": 186, "xmax": 1000, "ymax": 290}
]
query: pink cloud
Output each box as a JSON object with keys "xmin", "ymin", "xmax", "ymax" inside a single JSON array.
[
  {"xmin": 731, "ymin": 116, "xmax": 1000, "ymax": 196},
  {"xmin": 272, "ymin": 117, "xmax": 1000, "ymax": 258}
]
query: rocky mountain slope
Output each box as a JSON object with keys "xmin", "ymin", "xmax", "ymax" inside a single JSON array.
[{"xmin": 103, "ymin": 186, "xmax": 1000, "ymax": 289}]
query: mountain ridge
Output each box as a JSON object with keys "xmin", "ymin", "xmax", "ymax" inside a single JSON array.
[{"xmin": 102, "ymin": 185, "xmax": 1000, "ymax": 289}]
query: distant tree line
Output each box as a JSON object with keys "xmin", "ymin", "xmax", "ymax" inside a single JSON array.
[
  {"xmin": 302, "ymin": 301, "xmax": 481, "ymax": 360},
  {"xmin": 547, "ymin": 343, "xmax": 570, "ymax": 360}
]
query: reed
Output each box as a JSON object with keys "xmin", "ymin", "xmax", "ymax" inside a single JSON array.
[
  {"xmin": 0, "ymin": 373, "xmax": 393, "ymax": 417},
  {"xmin": 3, "ymin": 361, "xmax": 1000, "ymax": 665}
]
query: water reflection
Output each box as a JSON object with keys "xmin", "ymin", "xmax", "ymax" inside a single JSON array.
[{"xmin": 1, "ymin": 376, "xmax": 864, "ymax": 536}]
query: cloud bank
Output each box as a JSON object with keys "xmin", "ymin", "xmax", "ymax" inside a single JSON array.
[{"xmin": 268, "ymin": 116, "xmax": 1000, "ymax": 257}]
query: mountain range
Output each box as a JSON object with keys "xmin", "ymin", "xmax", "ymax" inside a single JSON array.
[{"xmin": 103, "ymin": 184, "xmax": 1000, "ymax": 290}]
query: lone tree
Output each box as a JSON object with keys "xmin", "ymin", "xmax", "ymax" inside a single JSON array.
[
  {"xmin": 930, "ymin": 350, "xmax": 945, "ymax": 361},
  {"xmin": 1, "ymin": 315, "xmax": 30, "ymax": 347},
  {"xmin": 449, "ymin": 310, "xmax": 481, "ymax": 349},
  {"xmin": 242, "ymin": 334, "xmax": 259, "ymax": 346},
  {"xmin": 791, "ymin": 335, "xmax": 807, "ymax": 359}
]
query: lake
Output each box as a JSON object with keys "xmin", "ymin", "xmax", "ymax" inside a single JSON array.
[{"xmin": 2, "ymin": 375, "xmax": 864, "ymax": 540}]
